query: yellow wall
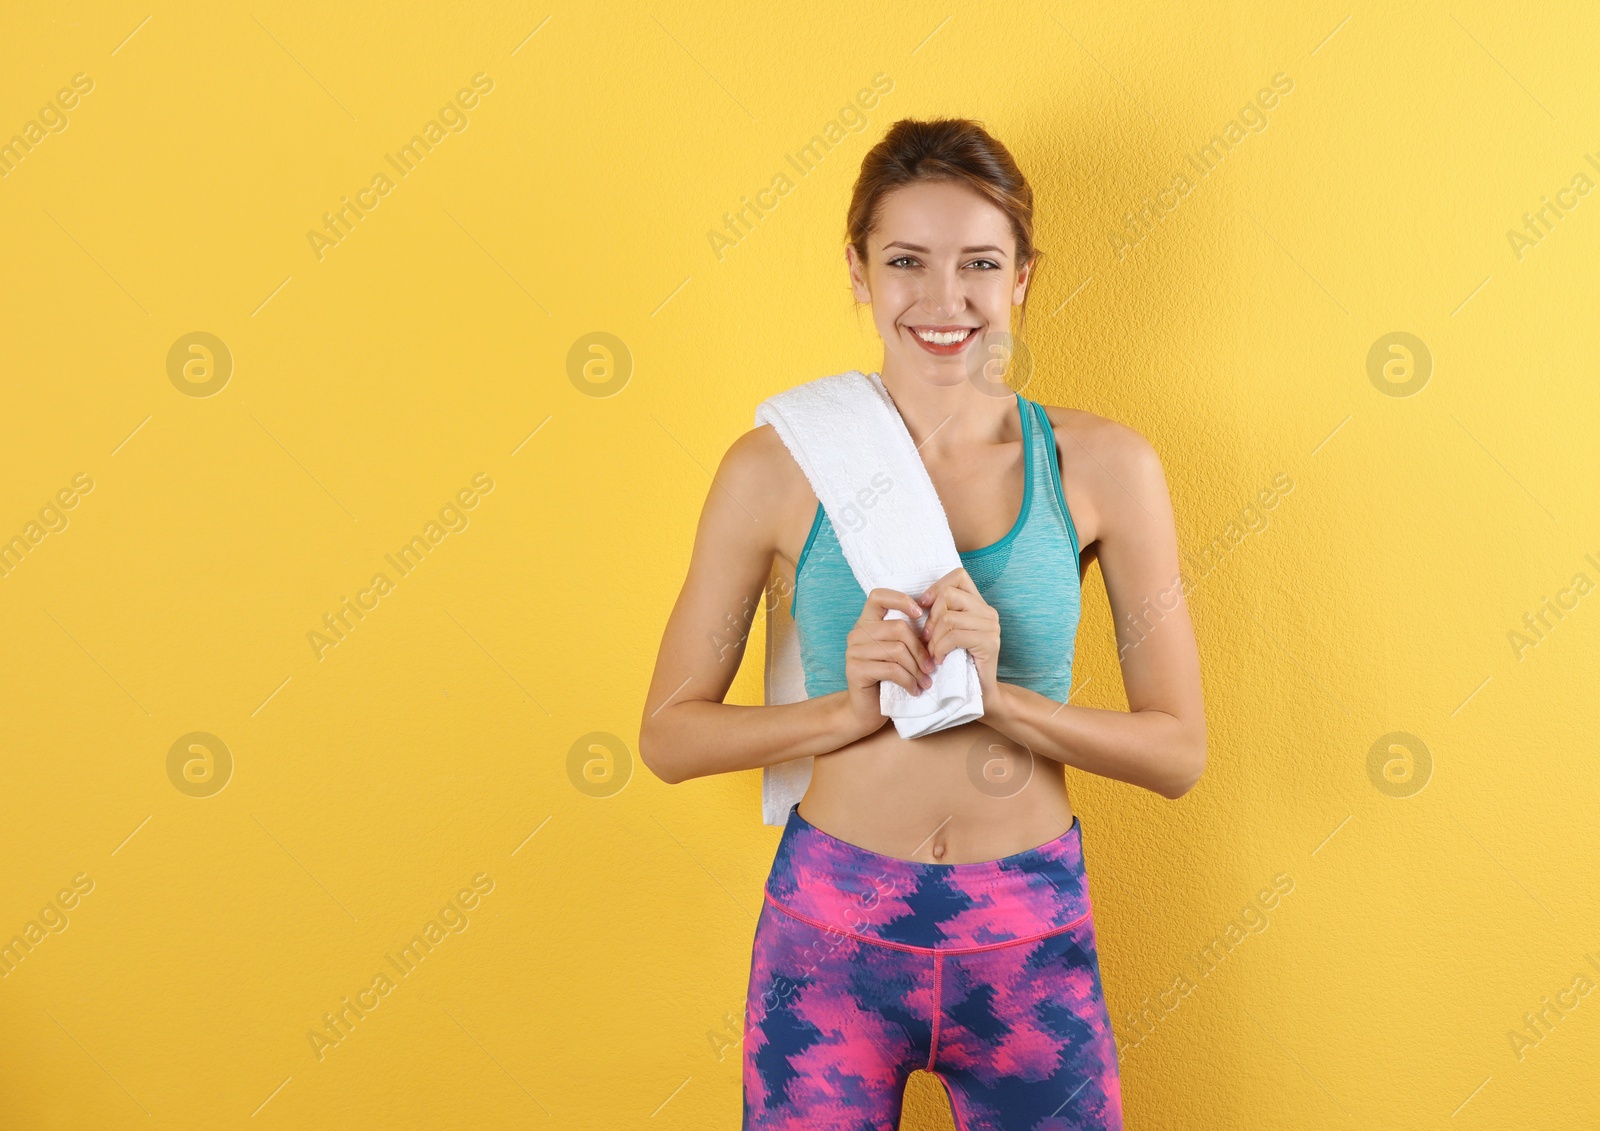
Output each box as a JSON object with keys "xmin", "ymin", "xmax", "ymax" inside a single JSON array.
[{"xmin": 2, "ymin": 2, "xmax": 1597, "ymax": 1127}]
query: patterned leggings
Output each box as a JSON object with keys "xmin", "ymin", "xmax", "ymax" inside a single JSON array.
[{"xmin": 743, "ymin": 803, "xmax": 1124, "ymax": 1130}]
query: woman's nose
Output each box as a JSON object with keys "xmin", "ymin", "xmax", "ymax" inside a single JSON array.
[{"xmin": 915, "ymin": 272, "xmax": 964, "ymax": 318}]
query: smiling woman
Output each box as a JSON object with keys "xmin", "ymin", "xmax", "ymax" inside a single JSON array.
[{"xmin": 641, "ymin": 117, "xmax": 1206, "ymax": 1130}]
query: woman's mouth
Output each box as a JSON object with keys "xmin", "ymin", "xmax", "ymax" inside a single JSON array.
[{"xmin": 907, "ymin": 324, "xmax": 979, "ymax": 356}]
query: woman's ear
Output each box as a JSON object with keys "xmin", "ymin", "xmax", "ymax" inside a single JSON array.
[
  {"xmin": 846, "ymin": 244, "xmax": 873, "ymax": 305},
  {"xmin": 1012, "ymin": 252, "xmax": 1033, "ymax": 305}
]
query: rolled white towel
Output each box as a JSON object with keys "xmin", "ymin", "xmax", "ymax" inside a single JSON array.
[{"xmin": 877, "ymin": 566, "xmax": 985, "ymax": 737}]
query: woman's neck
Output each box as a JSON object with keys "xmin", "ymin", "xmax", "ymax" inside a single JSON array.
[{"xmin": 876, "ymin": 364, "xmax": 1020, "ymax": 457}]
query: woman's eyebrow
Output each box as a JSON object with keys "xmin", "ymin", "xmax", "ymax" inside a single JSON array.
[{"xmin": 880, "ymin": 241, "xmax": 1008, "ymax": 257}]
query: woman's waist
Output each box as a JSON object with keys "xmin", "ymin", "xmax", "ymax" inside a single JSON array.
[
  {"xmin": 766, "ymin": 788, "xmax": 1093, "ymax": 951},
  {"xmin": 803, "ymin": 721, "xmax": 1074, "ymax": 860}
]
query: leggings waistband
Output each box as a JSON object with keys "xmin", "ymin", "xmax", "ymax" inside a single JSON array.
[{"xmin": 763, "ymin": 803, "xmax": 1094, "ymax": 951}]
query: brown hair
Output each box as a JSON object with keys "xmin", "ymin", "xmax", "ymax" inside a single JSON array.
[{"xmin": 846, "ymin": 117, "xmax": 1040, "ymax": 330}]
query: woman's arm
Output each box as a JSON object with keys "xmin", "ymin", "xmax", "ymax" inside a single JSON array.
[
  {"xmin": 638, "ymin": 426, "xmax": 869, "ymax": 786},
  {"xmin": 983, "ymin": 416, "xmax": 1207, "ymax": 799}
]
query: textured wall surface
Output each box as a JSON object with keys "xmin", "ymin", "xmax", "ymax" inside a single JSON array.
[{"xmin": 2, "ymin": 2, "xmax": 1597, "ymax": 1128}]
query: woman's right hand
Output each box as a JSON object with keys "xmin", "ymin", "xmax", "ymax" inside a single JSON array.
[{"xmin": 838, "ymin": 588, "xmax": 937, "ymax": 741}]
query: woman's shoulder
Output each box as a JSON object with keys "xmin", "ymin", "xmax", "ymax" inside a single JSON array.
[
  {"xmin": 1036, "ymin": 401, "xmax": 1161, "ymax": 473},
  {"xmin": 728, "ymin": 419, "xmax": 809, "ymax": 492},
  {"xmin": 1034, "ymin": 402, "xmax": 1168, "ymax": 548},
  {"xmin": 718, "ymin": 421, "xmax": 817, "ymax": 543}
]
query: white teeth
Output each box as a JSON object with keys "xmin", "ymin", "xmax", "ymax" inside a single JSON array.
[{"xmin": 914, "ymin": 327, "xmax": 974, "ymax": 345}]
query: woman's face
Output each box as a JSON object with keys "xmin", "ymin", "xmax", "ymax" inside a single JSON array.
[{"xmin": 847, "ymin": 178, "xmax": 1031, "ymax": 385}]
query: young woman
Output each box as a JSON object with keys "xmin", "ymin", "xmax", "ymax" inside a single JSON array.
[{"xmin": 641, "ymin": 118, "xmax": 1206, "ymax": 1130}]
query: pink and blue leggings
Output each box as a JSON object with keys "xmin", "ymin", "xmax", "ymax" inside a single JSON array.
[{"xmin": 743, "ymin": 803, "xmax": 1124, "ymax": 1130}]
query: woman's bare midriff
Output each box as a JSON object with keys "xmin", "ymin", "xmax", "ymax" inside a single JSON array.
[{"xmin": 797, "ymin": 719, "xmax": 1076, "ymax": 865}]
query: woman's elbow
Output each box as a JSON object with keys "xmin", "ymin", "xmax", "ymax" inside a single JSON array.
[
  {"xmin": 637, "ymin": 724, "xmax": 684, "ymax": 786},
  {"xmin": 1162, "ymin": 726, "xmax": 1207, "ymax": 800}
]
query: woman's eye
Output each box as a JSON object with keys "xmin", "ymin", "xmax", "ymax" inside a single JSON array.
[{"xmin": 887, "ymin": 256, "xmax": 1001, "ymax": 270}]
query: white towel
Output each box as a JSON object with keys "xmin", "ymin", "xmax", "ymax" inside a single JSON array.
[{"xmin": 755, "ymin": 369, "xmax": 985, "ymax": 825}]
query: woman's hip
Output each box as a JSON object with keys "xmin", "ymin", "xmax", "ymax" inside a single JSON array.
[{"xmin": 762, "ymin": 800, "xmax": 1098, "ymax": 952}]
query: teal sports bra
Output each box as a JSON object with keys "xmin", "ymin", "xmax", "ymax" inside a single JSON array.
[{"xmin": 790, "ymin": 393, "xmax": 1082, "ymax": 701}]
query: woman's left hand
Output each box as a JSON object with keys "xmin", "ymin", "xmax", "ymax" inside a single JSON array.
[{"xmin": 916, "ymin": 567, "xmax": 1002, "ymax": 701}]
